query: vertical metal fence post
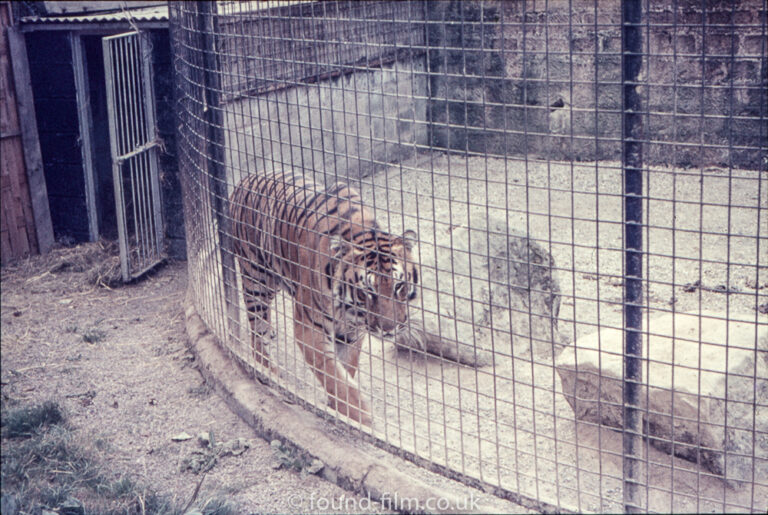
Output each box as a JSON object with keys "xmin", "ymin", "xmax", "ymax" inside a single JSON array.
[
  {"xmin": 139, "ymin": 32, "xmax": 165, "ymax": 262},
  {"xmin": 196, "ymin": 2, "xmax": 240, "ymax": 350},
  {"xmin": 622, "ymin": 0, "xmax": 644, "ymax": 512}
]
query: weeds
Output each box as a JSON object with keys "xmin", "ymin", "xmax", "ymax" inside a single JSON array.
[
  {"xmin": 189, "ymin": 497, "xmax": 239, "ymax": 515},
  {"xmin": 270, "ymin": 439, "xmax": 324, "ymax": 477},
  {"xmin": 180, "ymin": 432, "xmax": 250, "ymax": 475},
  {"xmin": 1, "ymin": 401, "xmax": 239, "ymax": 515},
  {"xmin": 187, "ymin": 383, "xmax": 212, "ymax": 398},
  {"xmin": 64, "ymin": 321, "xmax": 107, "ymax": 344},
  {"xmin": 1, "ymin": 400, "xmax": 64, "ymax": 437},
  {"xmin": 82, "ymin": 328, "xmax": 107, "ymax": 344}
]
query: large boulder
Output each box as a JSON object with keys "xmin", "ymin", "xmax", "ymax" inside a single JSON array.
[
  {"xmin": 396, "ymin": 219, "xmax": 563, "ymax": 366},
  {"xmin": 556, "ymin": 310, "xmax": 768, "ymax": 485}
]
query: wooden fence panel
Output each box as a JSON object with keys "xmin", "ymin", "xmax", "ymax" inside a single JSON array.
[{"xmin": 1, "ymin": 1, "xmax": 52, "ymax": 264}]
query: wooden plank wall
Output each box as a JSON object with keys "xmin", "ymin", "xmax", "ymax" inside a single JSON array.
[{"xmin": 0, "ymin": 1, "xmax": 38, "ymax": 264}]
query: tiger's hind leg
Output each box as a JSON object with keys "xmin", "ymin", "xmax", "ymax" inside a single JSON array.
[
  {"xmin": 294, "ymin": 303, "xmax": 372, "ymax": 426},
  {"xmin": 238, "ymin": 258, "xmax": 278, "ymax": 372}
]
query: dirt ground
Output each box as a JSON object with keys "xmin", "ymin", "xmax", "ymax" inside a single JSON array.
[{"xmin": 0, "ymin": 242, "xmax": 388, "ymax": 514}]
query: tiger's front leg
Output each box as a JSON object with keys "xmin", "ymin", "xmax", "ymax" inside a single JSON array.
[
  {"xmin": 293, "ymin": 303, "xmax": 372, "ymax": 426},
  {"xmin": 238, "ymin": 258, "xmax": 278, "ymax": 373},
  {"xmin": 334, "ymin": 332, "xmax": 363, "ymax": 379}
]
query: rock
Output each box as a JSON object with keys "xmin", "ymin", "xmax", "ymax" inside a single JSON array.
[
  {"xmin": 306, "ymin": 458, "xmax": 325, "ymax": 475},
  {"xmin": 396, "ymin": 220, "xmax": 563, "ymax": 366},
  {"xmin": 358, "ymin": 172, "xmax": 562, "ymax": 367},
  {"xmin": 556, "ymin": 310, "xmax": 768, "ymax": 485},
  {"xmin": 171, "ymin": 431, "xmax": 193, "ymax": 442},
  {"xmin": 198, "ymin": 431, "xmax": 212, "ymax": 447},
  {"xmin": 59, "ymin": 497, "xmax": 84, "ymax": 515}
]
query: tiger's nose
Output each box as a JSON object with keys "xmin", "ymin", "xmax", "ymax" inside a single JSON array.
[
  {"xmin": 378, "ymin": 313, "xmax": 408, "ymax": 334},
  {"xmin": 378, "ymin": 317, "xmax": 399, "ymax": 333}
]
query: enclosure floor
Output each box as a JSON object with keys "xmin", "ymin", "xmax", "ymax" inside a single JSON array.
[{"xmin": 216, "ymin": 154, "xmax": 766, "ymax": 512}]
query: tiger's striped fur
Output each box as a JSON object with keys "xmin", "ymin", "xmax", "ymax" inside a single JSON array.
[{"xmin": 229, "ymin": 172, "xmax": 418, "ymax": 425}]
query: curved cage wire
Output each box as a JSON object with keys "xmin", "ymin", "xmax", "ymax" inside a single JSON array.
[{"xmin": 170, "ymin": 2, "xmax": 767, "ymax": 512}]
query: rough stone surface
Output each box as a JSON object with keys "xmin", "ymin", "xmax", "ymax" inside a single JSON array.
[
  {"xmin": 395, "ymin": 219, "xmax": 563, "ymax": 366},
  {"xmin": 224, "ymin": 58, "xmax": 428, "ymax": 187},
  {"xmin": 556, "ymin": 310, "xmax": 768, "ymax": 485},
  {"xmin": 427, "ymin": 0, "xmax": 766, "ymax": 170}
]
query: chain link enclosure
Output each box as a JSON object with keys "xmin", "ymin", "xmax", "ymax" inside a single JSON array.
[{"xmin": 170, "ymin": 2, "xmax": 766, "ymax": 511}]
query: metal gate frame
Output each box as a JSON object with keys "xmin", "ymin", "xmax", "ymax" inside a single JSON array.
[{"xmin": 103, "ymin": 30, "xmax": 164, "ymax": 282}]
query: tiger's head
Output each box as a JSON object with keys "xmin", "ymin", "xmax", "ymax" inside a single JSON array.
[{"xmin": 329, "ymin": 229, "xmax": 419, "ymax": 336}]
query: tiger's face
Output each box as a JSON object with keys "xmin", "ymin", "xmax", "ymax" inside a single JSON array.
[{"xmin": 331, "ymin": 230, "xmax": 419, "ymax": 335}]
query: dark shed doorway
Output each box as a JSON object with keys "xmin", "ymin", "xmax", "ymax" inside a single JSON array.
[
  {"xmin": 81, "ymin": 34, "xmax": 117, "ymax": 239},
  {"xmin": 23, "ymin": 28, "xmax": 184, "ymax": 258}
]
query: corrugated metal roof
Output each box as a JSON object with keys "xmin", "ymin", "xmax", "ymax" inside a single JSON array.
[
  {"xmin": 217, "ymin": 1, "xmax": 312, "ymax": 16},
  {"xmin": 21, "ymin": 4, "xmax": 168, "ymax": 25},
  {"xmin": 41, "ymin": 2, "xmax": 165, "ymax": 15}
]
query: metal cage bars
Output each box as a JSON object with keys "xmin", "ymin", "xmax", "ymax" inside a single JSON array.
[{"xmin": 170, "ymin": 1, "xmax": 767, "ymax": 512}]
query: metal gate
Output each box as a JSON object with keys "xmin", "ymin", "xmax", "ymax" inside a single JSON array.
[{"xmin": 103, "ymin": 31, "xmax": 164, "ymax": 282}]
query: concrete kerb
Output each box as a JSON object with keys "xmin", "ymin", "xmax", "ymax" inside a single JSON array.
[{"xmin": 183, "ymin": 291, "xmax": 495, "ymax": 514}]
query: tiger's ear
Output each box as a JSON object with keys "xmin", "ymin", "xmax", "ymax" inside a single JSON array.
[
  {"xmin": 401, "ymin": 230, "xmax": 417, "ymax": 250},
  {"xmin": 329, "ymin": 235, "xmax": 350, "ymax": 258}
]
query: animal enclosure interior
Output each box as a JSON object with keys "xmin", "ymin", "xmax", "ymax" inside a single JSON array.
[{"xmin": 170, "ymin": 1, "xmax": 767, "ymax": 512}]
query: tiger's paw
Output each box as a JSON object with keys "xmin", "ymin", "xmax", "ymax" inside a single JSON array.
[
  {"xmin": 253, "ymin": 320, "xmax": 277, "ymax": 341},
  {"xmin": 252, "ymin": 328, "xmax": 277, "ymax": 358},
  {"xmin": 251, "ymin": 345, "xmax": 278, "ymax": 376}
]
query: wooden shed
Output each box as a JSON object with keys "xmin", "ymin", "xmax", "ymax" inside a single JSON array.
[
  {"xmin": 0, "ymin": 1, "xmax": 54, "ymax": 264},
  {"xmin": 8, "ymin": 1, "xmax": 185, "ymax": 274}
]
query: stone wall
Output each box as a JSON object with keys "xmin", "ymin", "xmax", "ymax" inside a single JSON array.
[
  {"xmin": 220, "ymin": 0, "xmax": 765, "ymax": 175},
  {"xmin": 427, "ymin": 0, "xmax": 766, "ymax": 170},
  {"xmin": 220, "ymin": 1, "xmax": 429, "ymax": 184},
  {"xmin": 224, "ymin": 60, "xmax": 428, "ymax": 187}
]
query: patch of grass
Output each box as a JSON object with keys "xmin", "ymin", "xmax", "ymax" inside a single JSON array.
[
  {"xmin": 101, "ymin": 475, "xmax": 137, "ymax": 497},
  {"xmin": 82, "ymin": 328, "xmax": 107, "ymax": 344},
  {"xmin": 194, "ymin": 497, "xmax": 240, "ymax": 515},
  {"xmin": 187, "ymin": 383, "xmax": 213, "ymax": 398},
  {"xmin": 1, "ymin": 400, "xmax": 64, "ymax": 437},
  {"xmin": 1, "ymin": 401, "xmax": 239, "ymax": 515},
  {"xmin": 270, "ymin": 439, "xmax": 324, "ymax": 477},
  {"xmin": 1, "ymin": 422, "xmax": 103, "ymax": 511}
]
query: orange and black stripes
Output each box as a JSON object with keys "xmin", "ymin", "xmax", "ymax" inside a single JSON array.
[{"xmin": 228, "ymin": 171, "xmax": 418, "ymax": 425}]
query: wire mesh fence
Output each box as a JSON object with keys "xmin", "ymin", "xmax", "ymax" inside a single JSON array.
[{"xmin": 169, "ymin": 1, "xmax": 766, "ymax": 512}]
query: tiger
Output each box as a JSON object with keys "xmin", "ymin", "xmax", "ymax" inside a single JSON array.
[{"xmin": 229, "ymin": 171, "xmax": 419, "ymax": 426}]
